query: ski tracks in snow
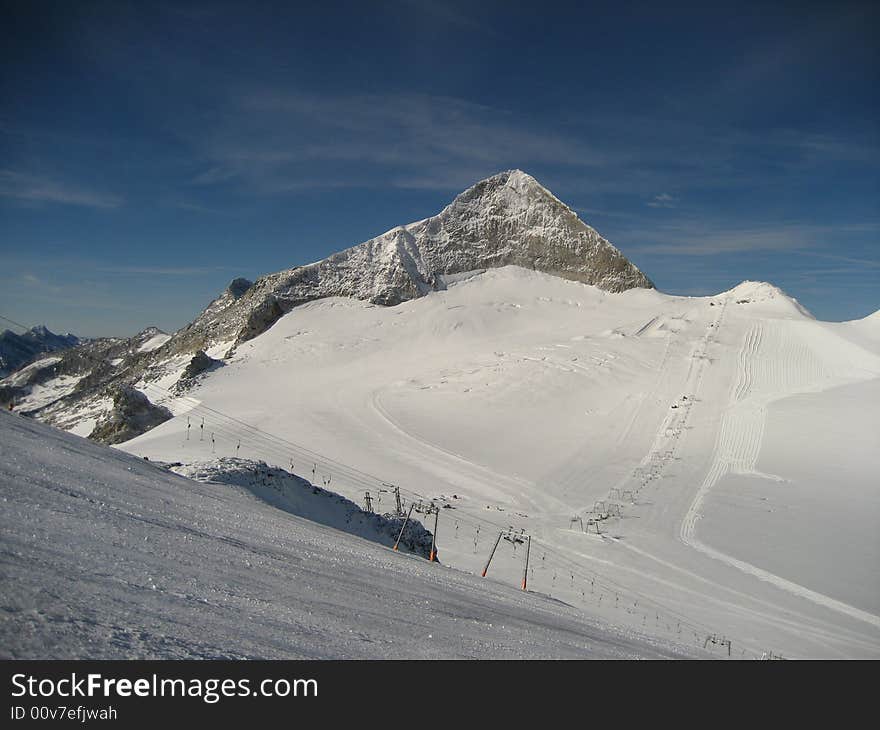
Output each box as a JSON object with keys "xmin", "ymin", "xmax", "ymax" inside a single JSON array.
[
  {"xmin": 679, "ymin": 318, "xmax": 880, "ymax": 630},
  {"xmin": 368, "ymin": 389, "xmax": 572, "ymax": 517},
  {"xmin": 591, "ymin": 300, "xmax": 726, "ymax": 515}
]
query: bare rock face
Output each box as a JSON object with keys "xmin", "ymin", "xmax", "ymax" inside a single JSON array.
[
  {"xmin": 180, "ymin": 350, "xmax": 222, "ymax": 381},
  {"xmin": 240, "ymin": 295, "xmax": 285, "ymax": 342},
  {"xmin": 226, "ymin": 278, "xmax": 253, "ymax": 299},
  {"xmin": 89, "ymin": 387, "xmax": 172, "ymax": 444},
  {"xmin": 422, "ymin": 170, "xmax": 650, "ymax": 292}
]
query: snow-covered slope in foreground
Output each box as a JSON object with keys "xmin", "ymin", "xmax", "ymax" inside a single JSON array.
[
  {"xmin": 124, "ymin": 267, "xmax": 880, "ymax": 658},
  {"xmin": 0, "ymin": 411, "xmax": 697, "ymax": 659}
]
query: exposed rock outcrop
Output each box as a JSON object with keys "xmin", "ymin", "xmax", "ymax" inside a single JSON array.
[
  {"xmin": 89, "ymin": 386, "xmax": 173, "ymax": 444},
  {"xmin": 180, "ymin": 350, "xmax": 222, "ymax": 381}
]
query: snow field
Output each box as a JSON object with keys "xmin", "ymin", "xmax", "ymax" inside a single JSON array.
[
  {"xmin": 0, "ymin": 410, "xmax": 700, "ymax": 659},
  {"xmin": 7, "ymin": 267, "xmax": 876, "ymax": 657},
  {"xmin": 120, "ymin": 268, "xmax": 880, "ymax": 656}
]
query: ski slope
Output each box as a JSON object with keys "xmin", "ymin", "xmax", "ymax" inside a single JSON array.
[
  {"xmin": 120, "ymin": 267, "xmax": 880, "ymax": 658},
  {"xmin": 0, "ymin": 409, "xmax": 697, "ymax": 659}
]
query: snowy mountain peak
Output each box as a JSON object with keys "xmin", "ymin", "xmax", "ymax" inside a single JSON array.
[
  {"xmin": 469, "ymin": 168, "xmax": 546, "ymax": 192},
  {"xmin": 161, "ymin": 170, "xmax": 653, "ymax": 354},
  {"xmin": 722, "ymin": 281, "xmax": 813, "ymax": 318},
  {"xmin": 727, "ymin": 280, "xmax": 786, "ymax": 297},
  {"xmin": 497, "ymin": 168, "xmax": 557, "ymax": 197},
  {"xmin": 445, "ymin": 169, "xmax": 568, "ymax": 218}
]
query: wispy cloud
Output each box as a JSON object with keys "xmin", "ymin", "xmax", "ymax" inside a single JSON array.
[
  {"xmin": 621, "ymin": 221, "xmax": 867, "ymax": 256},
  {"xmin": 189, "ymin": 167, "xmax": 239, "ymax": 185},
  {"xmin": 184, "ymin": 92, "xmax": 612, "ymax": 193},
  {"xmin": 11, "ymin": 271, "xmax": 66, "ymax": 297},
  {"xmin": 573, "ymin": 206, "xmax": 632, "ymax": 219},
  {"xmin": 1, "ymin": 252, "xmax": 241, "ymax": 279},
  {"xmin": 187, "ymin": 90, "xmax": 880, "ymax": 202},
  {"xmin": 0, "ymin": 170, "xmax": 122, "ymax": 209},
  {"xmin": 647, "ymin": 193, "xmax": 677, "ymax": 209},
  {"xmin": 95, "ymin": 265, "xmax": 238, "ymax": 276},
  {"xmin": 789, "ymin": 249, "xmax": 880, "ymax": 268},
  {"xmin": 396, "ymin": 0, "xmax": 497, "ymax": 36},
  {"xmin": 170, "ymin": 200, "xmax": 227, "ymax": 215}
]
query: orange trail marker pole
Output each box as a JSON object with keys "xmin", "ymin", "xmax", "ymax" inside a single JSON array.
[
  {"xmin": 393, "ymin": 504, "xmax": 415, "ymax": 552},
  {"xmin": 429, "ymin": 507, "xmax": 439, "ymax": 562},
  {"xmin": 482, "ymin": 531, "xmax": 503, "ymax": 577},
  {"xmin": 521, "ymin": 535, "xmax": 531, "ymax": 590}
]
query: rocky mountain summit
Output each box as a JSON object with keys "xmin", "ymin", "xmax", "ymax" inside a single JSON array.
[
  {"xmin": 1, "ymin": 170, "xmax": 652, "ymax": 441},
  {"xmin": 171, "ymin": 170, "xmax": 651, "ymax": 355}
]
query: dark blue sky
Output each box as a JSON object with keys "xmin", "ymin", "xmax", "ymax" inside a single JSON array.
[{"xmin": 1, "ymin": 0, "xmax": 877, "ymax": 336}]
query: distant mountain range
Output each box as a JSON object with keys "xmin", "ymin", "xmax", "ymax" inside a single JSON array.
[{"xmin": 0, "ymin": 325, "xmax": 81, "ymax": 377}]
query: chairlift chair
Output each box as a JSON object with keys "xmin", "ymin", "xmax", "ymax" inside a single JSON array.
[{"xmin": 502, "ymin": 528, "xmax": 525, "ymax": 545}]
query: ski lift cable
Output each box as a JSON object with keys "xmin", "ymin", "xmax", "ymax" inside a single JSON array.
[
  {"xmin": 140, "ymin": 382, "xmax": 393, "ymax": 493},
  {"xmin": 138, "ymin": 387, "xmax": 517, "ymax": 540},
  {"xmin": 143, "ymin": 382, "xmax": 712, "ymax": 637},
  {"xmin": 522, "ymin": 532, "xmax": 718, "ymax": 638},
  {"xmin": 140, "ymin": 380, "xmax": 735, "ymax": 647},
  {"xmin": 0, "ymin": 314, "xmax": 33, "ymax": 332},
  {"xmin": 141, "ymin": 387, "xmax": 497, "ymax": 542},
  {"xmin": 145, "ymin": 383, "xmax": 718, "ymax": 641},
  {"xmin": 142, "ymin": 381, "xmax": 483, "ymax": 515},
  {"xmin": 140, "ymin": 381, "xmax": 389, "ymax": 484},
  {"xmin": 536, "ymin": 539, "xmax": 692, "ymax": 622},
  {"xmin": 532, "ymin": 537, "xmax": 718, "ymax": 637},
  {"xmin": 142, "ymin": 381, "xmax": 514, "ymax": 529}
]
